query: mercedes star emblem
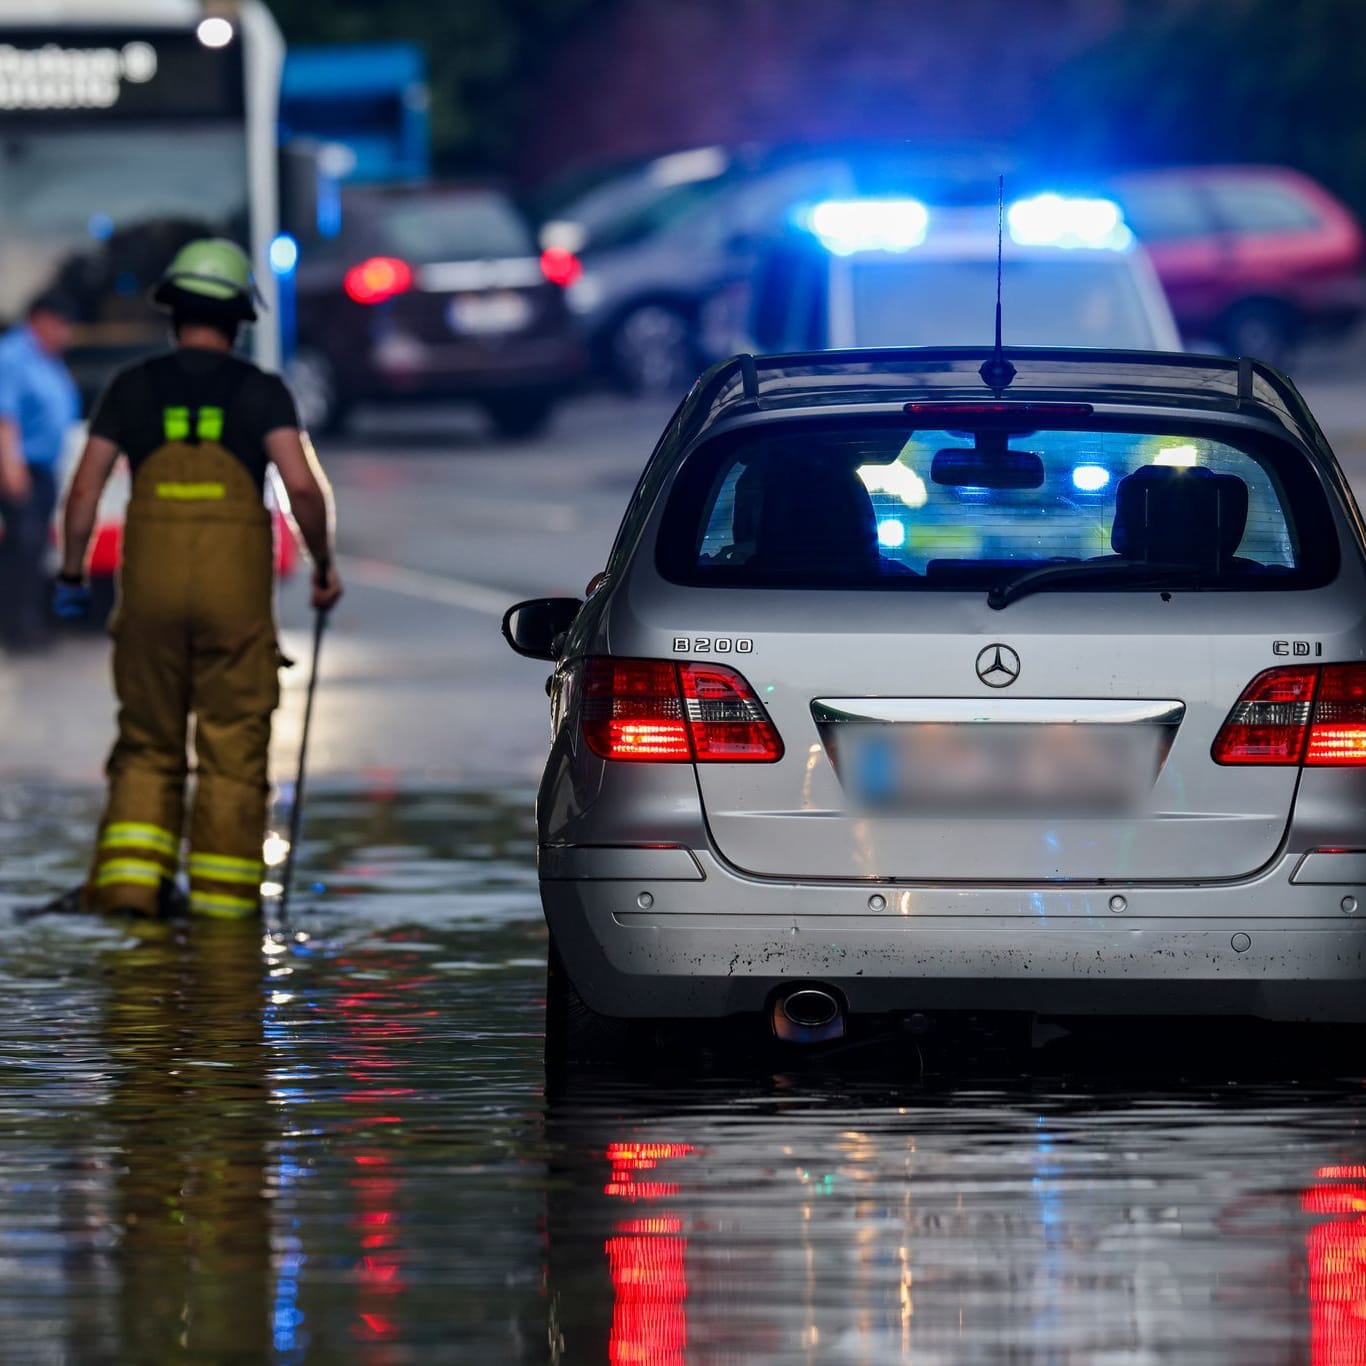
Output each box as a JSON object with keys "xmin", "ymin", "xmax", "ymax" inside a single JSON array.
[{"xmin": 976, "ymin": 643, "xmax": 1021, "ymax": 688}]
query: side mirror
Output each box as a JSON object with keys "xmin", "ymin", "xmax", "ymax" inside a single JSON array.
[{"xmin": 501, "ymin": 597, "xmax": 583, "ymax": 661}]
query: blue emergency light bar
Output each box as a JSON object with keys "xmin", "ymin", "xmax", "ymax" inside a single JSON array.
[
  {"xmin": 806, "ymin": 198, "xmax": 931, "ymax": 256},
  {"xmin": 1006, "ymin": 194, "xmax": 1132, "ymax": 250},
  {"xmin": 803, "ymin": 193, "xmax": 1132, "ymax": 255}
]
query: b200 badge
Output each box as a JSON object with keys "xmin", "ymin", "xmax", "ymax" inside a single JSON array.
[{"xmin": 673, "ymin": 636, "xmax": 754, "ymax": 655}]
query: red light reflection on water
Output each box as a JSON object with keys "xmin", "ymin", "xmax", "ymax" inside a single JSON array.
[
  {"xmin": 604, "ymin": 1144, "xmax": 695, "ymax": 1364},
  {"xmin": 351, "ymin": 1151, "xmax": 403, "ymax": 1346},
  {"xmin": 1304, "ymin": 1167, "xmax": 1366, "ymax": 1365},
  {"xmin": 604, "ymin": 1141, "xmax": 695, "ymax": 1200}
]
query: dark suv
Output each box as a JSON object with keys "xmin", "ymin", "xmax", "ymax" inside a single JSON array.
[
  {"xmin": 1108, "ymin": 165, "xmax": 1366, "ymax": 364},
  {"xmin": 290, "ymin": 185, "xmax": 585, "ymax": 437}
]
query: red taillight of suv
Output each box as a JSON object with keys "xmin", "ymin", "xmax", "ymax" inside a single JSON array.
[
  {"xmin": 1212, "ymin": 664, "xmax": 1366, "ymax": 765},
  {"xmin": 539, "ymin": 246, "xmax": 582, "ymax": 288},
  {"xmin": 344, "ymin": 256, "xmax": 413, "ymax": 305},
  {"xmin": 580, "ymin": 658, "xmax": 783, "ymax": 763}
]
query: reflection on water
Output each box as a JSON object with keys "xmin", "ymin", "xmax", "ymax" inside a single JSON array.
[{"xmin": 0, "ymin": 787, "xmax": 1364, "ymax": 1363}]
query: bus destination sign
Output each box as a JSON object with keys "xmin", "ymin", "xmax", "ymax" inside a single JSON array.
[{"xmin": 0, "ymin": 28, "xmax": 243, "ymax": 119}]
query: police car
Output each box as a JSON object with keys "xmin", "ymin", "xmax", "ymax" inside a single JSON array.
[
  {"xmin": 733, "ymin": 193, "xmax": 1181, "ymax": 354},
  {"xmin": 505, "ymin": 344, "xmax": 1366, "ymax": 1061}
]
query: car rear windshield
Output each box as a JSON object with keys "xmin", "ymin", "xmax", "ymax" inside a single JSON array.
[
  {"xmin": 372, "ymin": 192, "xmax": 535, "ymax": 262},
  {"xmin": 656, "ymin": 420, "xmax": 1339, "ymax": 592},
  {"xmin": 845, "ymin": 258, "xmax": 1158, "ymax": 349}
]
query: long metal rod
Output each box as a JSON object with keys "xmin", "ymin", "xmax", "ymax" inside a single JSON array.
[{"xmin": 278, "ymin": 608, "xmax": 325, "ymax": 922}]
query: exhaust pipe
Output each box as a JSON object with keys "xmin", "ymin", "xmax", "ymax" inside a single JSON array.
[{"xmin": 771, "ymin": 985, "xmax": 845, "ymax": 1044}]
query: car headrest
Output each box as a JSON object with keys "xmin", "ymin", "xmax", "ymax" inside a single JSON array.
[
  {"xmin": 1111, "ymin": 465, "xmax": 1249, "ymax": 566},
  {"xmin": 750, "ymin": 458, "xmax": 879, "ymax": 575}
]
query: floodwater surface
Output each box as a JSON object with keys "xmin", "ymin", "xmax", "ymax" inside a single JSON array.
[{"xmin": 0, "ymin": 787, "xmax": 1363, "ymax": 1364}]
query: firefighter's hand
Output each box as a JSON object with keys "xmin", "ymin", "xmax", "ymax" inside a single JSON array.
[
  {"xmin": 311, "ymin": 562, "xmax": 343, "ymax": 613},
  {"xmin": 52, "ymin": 574, "xmax": 91, "ymax": 622}
]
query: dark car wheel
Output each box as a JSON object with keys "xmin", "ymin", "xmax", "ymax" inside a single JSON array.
[
  {"xmin": 288, "ymin": 347, "xmax": 348, "ymax": 436},
  {"xmin": 545, "ymin": 940, "xmax": 639, "ymax": 1069},
  {"xmin": 1221, "ymin": 301, "xmax": 1296, "ymax": 369},
  {"xmin": 610, "ymin": 303, "xmax": 696, "ymax": 396},
  {"xmin": 483, "ymin": 392, "xmax": 555, "ymax": 441}
]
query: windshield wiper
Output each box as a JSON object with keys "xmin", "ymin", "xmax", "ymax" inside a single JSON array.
[{"xmin": 987, "ymin": 559, "xmax": 1214, "ymax": 610}]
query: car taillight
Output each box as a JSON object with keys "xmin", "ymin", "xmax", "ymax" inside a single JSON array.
[
  {"xmin": 344, "ymin": 256, "xmax": 413, "ymax": 305},
  {"xmin": 1212, "ymin": 664, "xmax": 1366, "ymax": 765},
  {"xmin": 581, "ymin": 658, "xmax": 783, "ymax": 763},
  {"xmin": 1305, "ymin": 664, "xmax": 1366, "ymax": 764},
  {"xmin": 539, "ymin": 246, "xmax": 583, "ymax": 288}
]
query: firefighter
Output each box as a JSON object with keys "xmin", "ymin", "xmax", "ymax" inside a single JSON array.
[{"xmin": 55, "ymin": 238, "xmax": 343, "ymax": 918}]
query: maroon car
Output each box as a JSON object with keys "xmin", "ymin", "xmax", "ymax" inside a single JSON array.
[
  {"xmin": 1108, "ymin": 165, "xmax": 1366, "ymax": 363},
  {"xmin": 289, "ymin": 184, "xmax": 586, "ymax": 437}
]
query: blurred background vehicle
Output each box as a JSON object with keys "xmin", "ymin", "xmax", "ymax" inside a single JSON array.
[
  {"xmin": 1107, "ymin": 166, "xmax": 1366, "ymax": 366},
  {"xmin": 288, "ymin": 184, "xmax": 586, "ymax": 437},
  {"xmin": 280, "ymin": 43, "xmax": 431, "ymax": 187},
  {"xmin": 542, "ymin": 145, "xmax": 1011, "ymax": 394},
  {"xmin": 0, "ymin": 0, "xmax": 287, "ymax": 393},
  {"xmin": 736, "ymin": 193, "xmax": 1181, "ymax": 355},
  {"xmin": 0, "ymin": 0, "xmax": 299, "ymax": 617},
  {"xmin": 542, "ymin": 145, "xmax": 844, "ymax": 394}
]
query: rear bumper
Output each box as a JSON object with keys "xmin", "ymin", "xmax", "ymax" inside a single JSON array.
[
  {"xmin": 365, "ymin": 333, "xmax": 586, "ymax": 397},
  {"xmin": 541, "ymin": 848, "xmax": 1366, "ymax": 1023}
]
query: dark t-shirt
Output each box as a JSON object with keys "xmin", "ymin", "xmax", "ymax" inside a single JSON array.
[{"xmin": 89, "ymin": 348, "xmax": 298, "ymax": 492}]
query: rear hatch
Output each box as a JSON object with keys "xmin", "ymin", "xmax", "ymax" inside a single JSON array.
[
  {"xmin": 639, "ymin": 407, "xmax": 1349, "ymax": 882},
  {"xmin": 344, "ymin": 188, "xmax": 573, "ymax": 349}
]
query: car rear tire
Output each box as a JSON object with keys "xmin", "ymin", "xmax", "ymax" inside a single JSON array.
[
  {"xmin": 288, "ymin": 347, "xmax": 348, "ymax": 436},
  {"xmin": 610, "ymin": 303, "xmax": 695, "ymax": 396},
  {"xmin": 1221, "ymin": 301, "xmax": 1296, "ymax": 369},
  {"xmin": 544, "ymin": 940, "xmax": 638, "ymax": 1068},
  {"xmin": 483, "ymin": 393, "xmax": 555, "ymax": 441}
]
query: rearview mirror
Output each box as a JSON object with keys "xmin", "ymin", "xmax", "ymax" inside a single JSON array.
[
  {"xmin": 501, "ymin": 597, "xmax": 583, "ymax": 661},
  {"xmin": 931, "ymin": 445, "xmax": 1045, "ymax": 490}
]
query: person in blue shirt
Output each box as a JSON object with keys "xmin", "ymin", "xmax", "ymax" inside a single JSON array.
[{"xmin": 0, "ymin": 291, "xmax": 80, "ymax": 650}]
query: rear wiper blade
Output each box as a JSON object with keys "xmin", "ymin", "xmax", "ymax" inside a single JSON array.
[{"xmin": 987, "ymin": 559, "xmax": 1212, "ymax": 610}]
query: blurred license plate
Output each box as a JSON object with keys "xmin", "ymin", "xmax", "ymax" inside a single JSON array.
[
  {"xmin": 448, "ymin": 291, "xmax": 532, "ymax": 334},
  {"xmin": 837, "ymin": 724, "xmax": 1161, "ymax": 815}
]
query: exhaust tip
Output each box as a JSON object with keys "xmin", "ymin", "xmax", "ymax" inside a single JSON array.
[{"xmin": 772, "ymin": 985, "xmax": 845, "ymax": 1044}]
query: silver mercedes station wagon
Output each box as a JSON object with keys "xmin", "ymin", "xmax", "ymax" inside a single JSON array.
[{"xmin": 504, "ymin": 348, "xmax": 1366, "ymax": 1058}]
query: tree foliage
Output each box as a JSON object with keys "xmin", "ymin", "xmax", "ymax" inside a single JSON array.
[
  {"xmin": 1042, "ymin": 0, "xmax": 1366, "ymax": 214},
  {"xmin": 266, "ymin": 0, "xmax": 602, "ymax": 172}
]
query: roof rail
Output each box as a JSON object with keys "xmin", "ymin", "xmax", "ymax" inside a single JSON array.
[{"xmin": 677, "ymin": 346, "xmax": 1323, "ymax": 449}]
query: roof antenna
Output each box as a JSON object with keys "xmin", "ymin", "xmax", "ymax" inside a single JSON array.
[{"xmin": 979, "ymin": 174, "xmax": 1017, "ymax": 393}]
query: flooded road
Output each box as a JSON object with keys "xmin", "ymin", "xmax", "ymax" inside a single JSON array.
[{"xmin": 1, "ymin": 788, "xmax": 1364, "ymax": 1364}]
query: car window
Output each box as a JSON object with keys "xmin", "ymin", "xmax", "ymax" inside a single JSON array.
[
  {"xmin": 843, "ymin": 258, "xmax": 1159, "ymax": 349},
  {"xmin": 583, "ymin": 176, "xmax": 741, "ymax": 251},
  {"xmin": 1207, "ymin": 180, "xmax": 1322, "ymax": 233},
  {"xmin": 552, "ymin": 149, "xmax": 730, "ymax": 243},
  {"xmin": 658, "ymin": 422, "xmax": 1336, "ymax": 591},
  {"xmin": 1110, "ymin": 183, "xmax": 1213, "ymax": 241},
  {"xmin": 701, "ymin": 161, "xmax": 851, "ymax": 245},
  {"xmin": 371, "ymin": 192, "xmax": 534, "ymax": 262}
]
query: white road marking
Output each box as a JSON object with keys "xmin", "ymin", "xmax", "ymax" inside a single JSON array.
[{"xmin": 340, "ymin": 556, "xmax": 511, "ymax": 617}]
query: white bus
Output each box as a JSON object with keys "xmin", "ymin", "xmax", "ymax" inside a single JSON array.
[{"xmin": 0, "ymin": 0, "xmax": 285, "ymax": 391}]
